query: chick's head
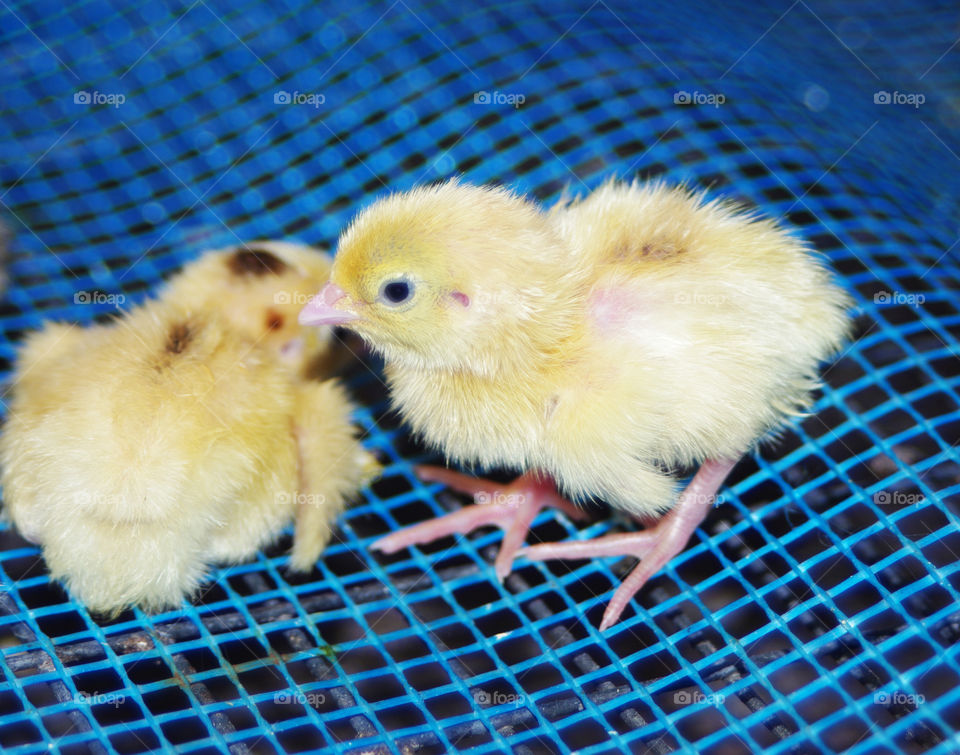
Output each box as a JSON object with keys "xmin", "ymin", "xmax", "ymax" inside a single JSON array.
[
  {"xmin": 300, "ymin": 180, "xmax": 578, "ymax": 374},
  {"xmin": 163, "ymin": 241, "xmax": 335, "ymax": 372}
]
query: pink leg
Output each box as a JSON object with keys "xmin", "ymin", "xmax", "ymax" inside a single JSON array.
[
  {"xmin": 521, "ymin": 457, "xmax": 738, "ymax": 631},
  {"xmin": 371, "ymin": 465, "xmax": 588, "ymax": 581}
]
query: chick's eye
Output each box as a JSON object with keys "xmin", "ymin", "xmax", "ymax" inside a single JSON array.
[{"xmin": 380, "ymin": 279, "xmax": 413, "ymax": 305}]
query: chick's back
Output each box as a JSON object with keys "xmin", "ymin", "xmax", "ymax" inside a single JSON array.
[{"xmin": 547, "ymin": 180, "xmax": 852, "ymax": 469}]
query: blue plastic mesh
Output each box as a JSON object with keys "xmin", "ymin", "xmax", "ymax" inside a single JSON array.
[{"xmin": 0, "ymin": 0, "xmax": 958, "ymax": 752}]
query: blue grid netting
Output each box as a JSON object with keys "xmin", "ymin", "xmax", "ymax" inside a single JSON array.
[{"xmin": 0, "ymin": 0, "xmax": 958, "ymax": 752}]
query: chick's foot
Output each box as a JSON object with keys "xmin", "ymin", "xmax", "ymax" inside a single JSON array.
[
  {"xmin": 371, "ymin": 465, "xmax": 589, "ymax": 581},
  {"xmin": 520, "ymin": 457, "xmax": 737, "ymax": 631}
]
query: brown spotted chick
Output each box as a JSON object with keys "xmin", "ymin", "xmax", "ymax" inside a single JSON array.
[{"xmin": 0, "ymin": 241, "xmax": 375, "ymax": 614}]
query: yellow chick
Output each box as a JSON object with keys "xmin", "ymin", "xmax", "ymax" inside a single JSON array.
[
  {"xmin": 299, "ymin": 179, "xmax": 853, "ymax": 630},
  {"xmin": 0, "ymin": 242, "xmax": 374, "ymax": 615}
]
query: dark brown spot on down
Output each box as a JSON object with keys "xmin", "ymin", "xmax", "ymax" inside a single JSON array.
[
  {"xmin": 641, "ymin": 242, "xmax": 683, "ymax": 259},
  {"xmin": 166, "ymin": 322, "xmax": 193, "ymax": 354},
  {"xmin": 265, "ymin": 309, "xmax": 285, "ymax": 331},
  {"xmin": 227, "ymin": 248, "xmax": 289, "ymax": 276},
  {"xmin": 612, "ymin": 240, "xmax": 685, "ymax": 261}
]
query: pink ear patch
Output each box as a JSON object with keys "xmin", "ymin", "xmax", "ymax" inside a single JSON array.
[
  {"xmin": 588, "ymin": 286, "xmax": 642, "ymax": 332},
  {"xmin": 451, "ymin": 291, "xmax": 470, "ymax": 307}
]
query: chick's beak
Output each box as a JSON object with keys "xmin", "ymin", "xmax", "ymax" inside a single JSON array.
[{"xmin": 298, "ymin": 282, "xmax": 361, "ymax": 326}]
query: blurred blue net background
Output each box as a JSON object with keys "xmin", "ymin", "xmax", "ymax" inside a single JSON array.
[{"xmin": 1, "ymin": 0, "xmax": 959, "ymax": 752}]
